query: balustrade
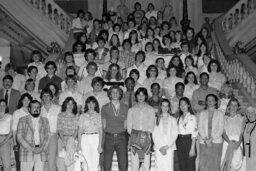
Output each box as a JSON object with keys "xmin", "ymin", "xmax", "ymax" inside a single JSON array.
[
  {"xmin": 215, "ymin": 37, "xmax": 256, "ymax": 99},
  {"xmin": 26, "ymin": 0, "xmax": 71, "ymax": 34},
  {"xmin": 222, "ymin": 0, "xmax": 255, "ymax": 34}
]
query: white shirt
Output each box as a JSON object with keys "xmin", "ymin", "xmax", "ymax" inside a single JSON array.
[
  {"xmin": 78, "ymin": 62, "xmax": 102, "ymax": 79},
  {"xmin": 12, "ymin": 73, "xmax": 26, "ymax": 92},
  {"xmin": 0, "ymin": 114, "xmax": 12, "ymax": 135},
  {"xmin": 127, "ymin": 63, "xmax": 147, "ymax": 84},
  {"xmin": 12, "ymin": 108, "xmax": 29, "ymax": 132},
  {"xmin": 208, "ymin": 72, "xmax": 226, "ymax": 91},
  {"xmin": 74, "ymin": 53, "xmax": 86, "ymax": 67},
  {"xmin": 163, "ymin": 77, "xmax": 183, "ymax": 98},
  {"xmin": 28, "ymin": 62, "xmax": 47, "ymax": 80},
  {"xmin": 184, "ymin": 84, "xmax": 200, "ymax": 100},
  {"xmin": 31, "ymin": 116, "xmax": 40, "ymax": 145},
  {"xmin": 77, "ymin": 76, "xmax": 94, "ymax": 97},
  {"xmin": 41, "ymin": 104, "xmax": 61, "ymax": 133},
  {"xmin": 178, "ymin": 112, "xmax": 198, "ymax": 138}
]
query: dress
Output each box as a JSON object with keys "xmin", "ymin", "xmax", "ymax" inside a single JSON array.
[
  {"xmin": 152, "ymin": 115, "xmax": 178, "ymax": 171},
  {"xmin": 221, "ymin": 115, "xmax": 244, "ymax": 171}
]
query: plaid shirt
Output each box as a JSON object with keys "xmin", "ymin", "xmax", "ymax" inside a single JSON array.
[
  {"xmin": 17, "ymin": 115, "xmax": 51, "ymax": 162},
  {"xmin": 57, "ymin": 112, "xmax": 79, "ymax": 136}
]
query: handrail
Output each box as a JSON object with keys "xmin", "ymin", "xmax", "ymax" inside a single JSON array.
[
  {"xmin": 214, "ymin": 15, "xmax": 256, "ymax": 106},
  {"xmin": 25, "ymin": 0, "xmax": 72, "ymax": 35},
  {"xmin": 222, "ymin": 0, "xmax": 255, "ymax": 34}
]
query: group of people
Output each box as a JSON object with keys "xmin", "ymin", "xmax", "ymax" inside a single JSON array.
[{"xmin": 0, "ymin": 1, "xmax": 255, "ymax": 171}]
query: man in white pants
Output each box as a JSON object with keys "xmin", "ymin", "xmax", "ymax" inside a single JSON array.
[{"xmin": 17, "ymin": 100, "xmax": 51, "ymax": 171}]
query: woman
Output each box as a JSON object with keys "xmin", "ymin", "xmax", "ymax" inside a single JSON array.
[
  {"xmin": 77, "ymin": 32, "xmax": 92, "ymax": 49},
  {"xmin": 142, "ymin": 27, "xmax": 155, "ymax": 50},
  {"xmin": 184, "ymin": 55, "xmax": 198, "ymax": 76},
  {"xmin": 23, "ymin": 79, "xmax": 41, "ymax": 101},
  {"xmin": 172, "ymin": 30, "xmax": 182, "ymax": 50},
  {"xmin": 144, "ymin": 42, "xmax": 157, "ymax": 67},
  {"xmin": 72, "ymin": 41, "xmax": 86, "ymax": 67},
  {"xmin": 129, "ymin": 69, "xmax": 143, "ymax": 91},
  {"xmin": 104, "ymin": 63, "xmax": 124, "ymax": 90},
  {"xmin": 244, "ymin": 106, "xmax": 256, "ymax": 171},
  {"xmin": 78, "ymin": 96, "xmax": 102, "ymax": 171},
  {"xmin": 184, "ymin": 71, "xmax": 199, "ymax": 101},
  {"xmin": 109, "ymin": 34, "xmax": 122, "ymax": 51},
  {"xmin": 198, "ymin": 94, "xmax": 225, "ymax": 171},
  {"xmin": 119, "ymin": 39, "xmax": 136, "ymax": 69},
  {"xmin": 152, "ymin": 99, "xmax": 178, "ymax": 171},
  {"xmin": 145, "ymin": 3, "xmax": 158, "ymax": 19},
  {"xmin": 168, "ymin": 55, "xmax": 185, "ymax": 78},
  {"xmin": 219, "ymin": 81, "xmax": 234, "ymax": 113},
  {"xmin": 0, "ymin": 99, "xmax": 12, "ymax": 171},
  {"xmin": 71, "ymin": 9, "xmax": 86, "ymax": 39},
  {"xmin": 129, "ymin": 30, "xmax": 142, "ymax": 53},
  {"xmin": 143, "ymin": 65, "xmax": 163, "ymax": 97},
  {"xmin": 56, "ymin": 97, "xmax": 79, "ymax": 171},
  {"xmin": 155, "ymin": 58, "xmax": 167, "ymax": 81},
  {"xmin": 221, "ymin": 98, "xmax": 245, "ymax": 171},
  {"xmin": 163, "ymin": 66, "xmax": 183, "ymax": 100},
  {"xmin": 177, "ymin": 97, "xmax": 197, "ymax": 171},
  {"xmin": 208, "ymin": 59, "xmax": 226, "ymax": 91},
  {"xmin": 201, "ymin": 27, "xmax": 213, "ymax": 52},
  {"xmin": 195, "ymin": 42, "xmax": 208, "ymax": 69},
  {"xmin": 198, "ymin": 53, "xmax": 211, "ymax": 76},
  {"xmin": 45, "ymin": 82, "xmax": 60, "ymax": 105}
]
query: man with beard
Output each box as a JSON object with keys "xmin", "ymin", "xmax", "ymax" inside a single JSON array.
[{"xmin": 17, "ymin": 100, "xmax": 51, "ymax": 171}]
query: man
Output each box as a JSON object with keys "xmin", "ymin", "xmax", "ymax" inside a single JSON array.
[
  {"xmin": 40, "ymin": 89, "xmax": 61, "ymax": 171},
  {"xmin": 147, "ymin": 83, "xmax": 163, "ymax": 112},
  {"xmin": 121, "ymin": 77, "xmax": 136, "ymax": 108},
  {"xmin": 0, "ymin": 75, "xmax": 21, "ymax": 114},
  {"xmin": 17, "ymin": 100, "xmax": 51, "ymax": 171},
  {"xmin": 127, "ymin": 87, "xmax": 155, "ymax": 171},
  {"xmin": 5, "ymin": 63, "xmax": 26, "ymax": 92},
  {"xmin": 101, "ymin": 85, "xmax": 129, "ymax": 171},
  {"xmin": 192, "ymin": 72, "xmax": 218, "ymax": 113},
  {"xmin": 83, "ymin": 77, "xmax": 109, "ymax": 110},
  {"xmin": 171, "ymin": 82, "xmax": 185, "ymax": 118},
  {"xmin": 38, "ymin": 61, "xmax": 62, "ymax": 92}
]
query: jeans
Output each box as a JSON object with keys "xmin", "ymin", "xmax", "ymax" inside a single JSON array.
[{"xmin": 103, "ymin": 132, "xmax": 128, "ymax": 171}]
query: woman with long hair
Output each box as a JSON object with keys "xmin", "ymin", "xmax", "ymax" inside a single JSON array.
[
  {"xmin": 78, "ymin": 96, "xmax": 102, "ymax": 171},
  {"xmin": 104, "ymin": 63, "xmax": 124, "ymax": 90},
  {"xmin": 56, "ymin": 97, "xmax": 79, "ymax": 171},
  {"xmin": 177, "ymin": 97, "xmax": 197, "ymax": 171},
  {"xmin": 152, "ymin": 98, "xmax": 178, "ymax": 171}
]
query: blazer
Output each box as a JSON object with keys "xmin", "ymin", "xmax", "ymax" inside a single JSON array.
[
  {"xmin": 0, "ymin": 88, "xmax": 21, "ymax": 114},
  {"xmin": 198, "ymin": 109, "xmax": 225, "ymax": 144},
  {"xmin": 17, "ymin": 115, "xmax": 51, "ymax": 162}
]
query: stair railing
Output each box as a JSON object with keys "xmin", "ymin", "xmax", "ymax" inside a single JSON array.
[
  {"xmin": 25, "ymin": 0, "xmax": 72, "ymax": 35},
  {"xmin": 214, "ymin": 16, "xmax": 256, "ymax": 105},
  {"xmin": 222, "ymin": 0, "xmax": 255, "ymax": 34}
]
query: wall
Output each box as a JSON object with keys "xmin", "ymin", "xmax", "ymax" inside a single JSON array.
[{"xmin": 0, "ymin": 37, "xmax": 10, "ymax": 70}]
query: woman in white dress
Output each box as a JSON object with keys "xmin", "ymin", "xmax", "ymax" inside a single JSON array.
[
  {"xmin": 152, "ymin": 99, "xmax": 178, "ymax": 171},
  {"xmin": 208, "ymin": 59, "xmax": 226, "ymax": 91},
  {"xmin": 221, "ymin": 98, "xmax": 245, "ymax": 171},
  {"xmin": 184, "ymin": 71, "xmax": 199, "ymax": 100}
]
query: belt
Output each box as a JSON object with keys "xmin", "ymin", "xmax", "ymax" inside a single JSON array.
[
  {"xmin": 35, "ymin": 145, "xmax": 40, "ymax": 147},
  {"xmin": 0, "ymin": 134, "xmax": 8, "ymax": 136},
  {"xmin": 83, "ymin": 132, "xmax": 98, "ymax": 135},
  {"xmin": 178, "ymin": 134, "xmax": 192, "ymax": 138},
  {"xmin": 105, "ymin": 132, "xmax": 126, "ymax": 137}
]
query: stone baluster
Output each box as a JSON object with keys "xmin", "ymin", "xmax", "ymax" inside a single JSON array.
[
  {"xmin": 239, "ymin": 66, "xmax": 244, "ymax": 84},
  {"xmin": 251, "ymin": 78, "xmax": 256, "ymax": 98},
  {"xmin": 235, "ymin": 60, "xmax": 240, "ymax": 82},
  {"xmin": 243, "ymin": 70, "xmax": 248, "ymax": 88},
  {"xmin": 244, "ymin": 2, "xmax": 249, "ymax": 17},
  {"xmin": 247, "ymin": 73, "xmax": 252, "ymax": 92},
  {"xmin": 41, "ymin": 0, "xmax": 46, "ymax": 15},
  {"xmin": 53, "ymin": 9, "xmax": 59, "ymax": 25}
]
